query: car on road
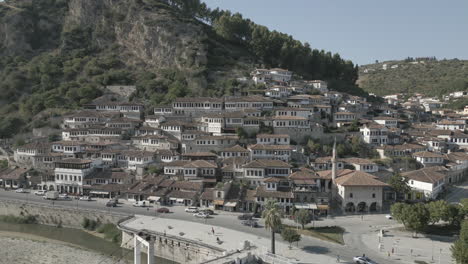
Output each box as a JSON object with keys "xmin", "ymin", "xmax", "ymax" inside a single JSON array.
[
  {"xmin": 185, "ymin": 207, "xmax": 199, "ymax": 213},
  {"xmin": 193, "ymin": 212, "xmax": 209, "ymax": 218},
  {"xmin": 15, "ymin": 188, "xmax": 29, "ymax": 193},
  {"xmin": 79, "ymin": 196, "xmax": 92, "ymax": 201},
  {"xmin": 200, "ymin": 209, "xmax": 214, "ymax": 215},
  {"xmin": 241, "ymin": 220, "xmax": 258, "ymax": 227},
  {"xmin": 156, "ymin": 207, "xmax": 170, "ymax": 213},
  {"xmin": 237, "ymin": 213, "xmax": 253, "ymax": 220},
  {"xmin": 385, "ymin": 214, "xmax": 392, "ymax": 219},
  {"xmin": 133, "ymin": 200, "xmax": 150, "ymax": 207},
  {"xmin": 353, "ymin": 256, "xmax": 377, "ymax": 264},
  {"xmin": 59, "ymin": 194, "xmax": 71, "ymax": 200},
  {"xmin": 106, "ymin": 200, "xmax": 117, "ymax": 207},
  {"xmin": 34, "ymin": 190, "xmax": 47, "ymax": 196}
]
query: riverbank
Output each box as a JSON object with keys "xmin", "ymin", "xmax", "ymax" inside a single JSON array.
[{"xmin": 0, "ymin": 231, "xmax": 128, "ymax": 264}]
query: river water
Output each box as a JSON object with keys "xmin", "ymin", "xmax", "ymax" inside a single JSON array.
[{"xmin": 0, "ymin": 222, "xmax": 177, "ymax": 264}]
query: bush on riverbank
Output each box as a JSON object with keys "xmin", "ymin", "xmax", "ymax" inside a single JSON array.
[
  {"xmin": 0, "ymin": 215, "xmax": 38, "ymax": 224},
  {"xmin": 82, "ymin": 217, "xmax": 100, "ymax": 231},
  {"xmin": 97, "ymin": 223, "xmax": 121, "ymax": 244}
]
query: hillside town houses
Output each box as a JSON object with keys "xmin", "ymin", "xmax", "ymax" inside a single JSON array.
[{"xmin": 2, "ymin": 67, "xmax": 468, "ymax": 216}]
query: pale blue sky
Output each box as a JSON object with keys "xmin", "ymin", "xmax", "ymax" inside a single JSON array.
[{"xmin": 203, "ymin": 0, "xmax": 468, "ymax": 65}]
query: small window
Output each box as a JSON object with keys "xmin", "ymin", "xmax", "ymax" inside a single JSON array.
[
  {"xmin": 372, "ymin": 193, "xmax": 376, "ymax": 198},
  {"xmin": 349, "ymin": 193, "xmax": 353, "ymax": 198}
]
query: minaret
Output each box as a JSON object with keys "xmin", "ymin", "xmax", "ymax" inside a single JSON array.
[
  {"xmin": 331, "ymin": 138, "xmax": 337, "ymax": 204},
  {"xmin": 331, "ymin": 138, "xmax": 337, "ymax": 183}
]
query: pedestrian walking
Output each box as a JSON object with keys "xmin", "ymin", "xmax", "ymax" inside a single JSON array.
[
  {"xmin": 336, "ymin": 255, "xmax": 340, "ymax": 263},
  {"xmin": 211, "ymin": 227, "xmax": 215, "ymax": 235}
]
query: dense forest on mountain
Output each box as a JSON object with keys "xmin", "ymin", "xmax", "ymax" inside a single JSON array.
[
  {"xmin": 358, "ymin": 58, "xmax": 468, "ymax": 97},
  {"xmin": 0, "ymin": 0, "xmax": 362, "ymax": 138}
]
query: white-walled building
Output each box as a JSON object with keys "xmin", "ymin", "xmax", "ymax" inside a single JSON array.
[
  {"xmin": 412, "ymin": 151, "xmax": 444, "ymax": 167},
  {"xmin": 54, "ymin": 158, "xmax": 100, "ymax": 194},
  {"xmin": 360, "ymin": 123, "xmax": 388, "ymax": 145},
  {"xmin": 402, "ymin": 168, "xmax": 445, "ymax": 200},
  {"xmin": 335, "ymin": 170, "xmax": 388, "ymax": 212}
]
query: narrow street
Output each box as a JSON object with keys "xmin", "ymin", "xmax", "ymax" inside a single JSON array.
[{"xmin": 445, "ymin": 179, "xmax": 468, "ymax": 203}]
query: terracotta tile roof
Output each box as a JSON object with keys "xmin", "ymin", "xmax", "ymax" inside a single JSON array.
[
  {"xmin": 273, "ymin": 115, "xmax": 307, "ymax": 120},
  {"xmin": 402, "ymin": 168, "xmax": 446, "ymax": 184},
  {"xmin": 167, "ymin": 190, "xmax": 198, "ymax": 200},
  {"xmin": 183, "ymin": 160, "xmax": 217, "ymax": 168},
  {"xmin": 342, "ymin": 158, "xmax": 376, "ymax": 165},
  {"xmin": 316, "ymin": 169, "xmax": 355, "ymax": 180},
  {"xmin": 248, "ymin": 144, "xmax": 293, "ymax": 150},
  {"xmin": 0, "ymin": 167, "xmax": 29, "ymax": 180},
  {"xmin": 200, "ymin": 188, "xmax": 214, "ymax": 200},
  {"xmin": 56, "ymin": 158, "xmax": 92, "ymax": 164},
  {"xmin": 255, "ymin": 186, "xmax": 293, "ymax": 199},
  {"xmin": 222, "ymin": 145, "xmax": 249, "ymax": 153},
  {"xmin": 412, "ymin": 151, "xmax": 444, "ymax": 158},
  {"xmin": 182, "ymin": 152, "xmax": 218, "ymax": 157},
  {"xmin": 289, "ymin": 168, "xmax": 320, "ymax": 184},
  {"xmin": 334, "ymin": 171, "xmax": 388, "ymax": 187},
  {"xmin": 171, "ymin": 181, "xmax": 202, "ymax": 192},
  {"xmin": 164, "ymin": 160, "xmax": 191, "ymax": 167},
  {"xmin": 264, "ymin": 177, "xmax": 287, "ymax": 183},
  {"xmin": 243, "ymin": 159, "xmax": 292, "ymax": 168}
]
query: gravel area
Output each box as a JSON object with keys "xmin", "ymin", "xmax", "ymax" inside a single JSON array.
[{"xmin": 0, "ymin": 232, "xmax": 128, "ymax": 264}]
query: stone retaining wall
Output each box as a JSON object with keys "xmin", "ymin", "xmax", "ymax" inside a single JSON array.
[{"xmin": 0, "ymin": 199, "xmax": 128, "ymax": 228}]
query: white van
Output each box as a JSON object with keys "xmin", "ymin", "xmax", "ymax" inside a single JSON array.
[
  {"xmin": 185, "ymin": 207, "xmax": 198, "ymax": 213},
  {"xmin": 133, "ymin": 200, "xmax": 151, "ymax": 207}
]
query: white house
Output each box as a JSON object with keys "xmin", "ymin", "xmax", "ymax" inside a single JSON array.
[
  {"xmin": 360, "ymin": 123, "xmax": 388, "ymax": 145},
  {"xmin": 436, "ymin": 120, "xmax": 466, "ymax": 131},
  {"xmin": 402, "ymin": 167, "xmax": 445, "ymax": 200},
  {"xmin": 54, "ymin": 158, "xmax": 100, "ymax": 194},
  {"xmin": 412, "ymin": 151, "xmax": 444, "ymax": 167},
  {"xmin": 374, "ymin": 116, "xmax": 398, "ymax": 128}
]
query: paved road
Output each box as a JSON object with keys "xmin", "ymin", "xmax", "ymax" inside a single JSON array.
[
  {"xmin": 0, "ymin": 190, "xmax": 403, "ymax": 264},
  {"xmin": 445, "ymin": 179, "xmax": 468, "ymax": 203}
]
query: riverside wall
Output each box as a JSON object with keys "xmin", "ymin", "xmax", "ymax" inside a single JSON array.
[{"xmin": 0, "ymin": 199, "xmax": 127, "ymax": 228}]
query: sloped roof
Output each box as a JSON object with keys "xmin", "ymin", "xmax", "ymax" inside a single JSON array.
[
  {"xmin": 183, "ymin": 160, "xmax": 217, "ymax": 168},
  {"xmin": 248, "ymin": 144, "xmax": 293, "ymax": 150},
  {"xmin": 334, "ymin": 171, "xmax": 388, "ymax": 187},
  {"xmin": 243, "ymin": 159, "xmax": 292, "ymax": 168},
  {"xmin": 222, "ymin": 145, "xmax": 249, "ymax": 153},
  {"xmin": 413, "ymin": 151, "xmax": 444, "ymax": 158},
  {"xmin": 402, "ymin": 168, "xmax": 445, "ymax": 184}
]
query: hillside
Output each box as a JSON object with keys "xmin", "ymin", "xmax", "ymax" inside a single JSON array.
[
  {"xmin": 0, "ymin": 0, "xmax": 361, "ymax": 138},
  {"xmin": 358, "ymin": 58, "xmax": 468, "ymax": 96}
]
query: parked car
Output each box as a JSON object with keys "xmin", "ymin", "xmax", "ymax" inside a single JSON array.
[
  {"xmin": 156, "ymin": 207, "xmax": 170, "ymax": 213},
  {"xmin": 353, "ymin": 256, "xmax": 377, "ymax": 264},
  {"xmin": 34, "ymin": 190, "xmax": 47, "ymax": 196},
  {"xmin": 15, "ymin": 188, "xmax": 29, "ymax": 193},
  {"xmin": 185, "ymin": 207, "xmax": 199, "ymax": 213},
  {"xmin": 385, "ymin": 214, "xmax": 392, "ymax": 219},
  {"xmin": 241, "ymin": 220, "xmax": 258, "ymax": 227},
  {"xmin": 59, "ymin": 193, "xmax": 71, "ymax": 200},
  {"xmin": 237, "ymin": 214, "xmax": 253, "ymax": 220},
  {"xmin": 200, "ymin": 209, "xmax": 214, "ymax": 215},
  {"xmin": 79, "ymin": 196, "xmax": 92, "ymax": 201},
  {"xmin": 133, "ymin": 200, "xmax": 150, "ymax": 207},
  {"xmin": 193, "ymin": 212, "xmax": 209, "ymax": 218},
  {"xmin": 106, "ymin": 200, "xmax": 117, "ymax": 207}
]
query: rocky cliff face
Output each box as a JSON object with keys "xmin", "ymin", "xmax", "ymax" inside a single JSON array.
[{"xmin": 65, "ymin": 0, "xmax": 208, "ymax": 70}]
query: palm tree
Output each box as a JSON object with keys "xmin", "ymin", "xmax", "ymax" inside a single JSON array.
[{"xmin": 262, "ymin": 199, "xmax": 282, "ymax": 254}]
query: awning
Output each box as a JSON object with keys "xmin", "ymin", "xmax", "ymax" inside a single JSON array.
[
  {"xmin": 148, "ymin": 196, "xmax": 160, "ymax": 201},
  {"xmin": 224, "ymin": 202, "xmax": 237, "ymax": 207},
  {"xmin": 317, "ymin": 204, "xmax": 329, "ymax": 210},
  {"xmin": 169, "ymin": 197, "xmax": 177, "ymax": 201},
  {"xmin": 176, "ymin": 199, "xmax": 184, "ymax": 203},
  {"xmin": 90, "ymin": 191, "xmax": 109, "ymax": 195},
  {"xmin": 295, "ymin": 203, "xmax": 318, "ymax": 210},
  {"xmin": 213, "ymin": 200, "xmax": 224, "ymax": 206}
]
